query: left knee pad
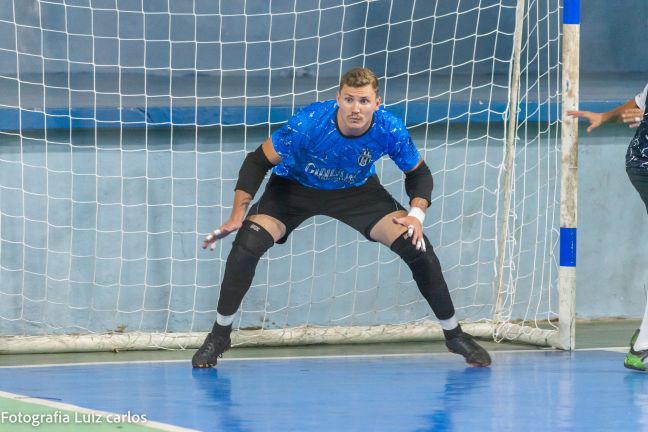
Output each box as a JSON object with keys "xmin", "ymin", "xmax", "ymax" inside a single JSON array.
[{"xmin": 390, "ymin": 233, "xmax": 455, "ymax": 320}]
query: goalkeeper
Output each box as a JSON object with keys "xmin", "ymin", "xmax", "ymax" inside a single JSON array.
[
  {"xmin": 193, "ymin": 67, "xmax": 492, "ymax": 368},
  {"xmin": 569, "ymin": 83, "xmax": 648, "ymax": 371}
]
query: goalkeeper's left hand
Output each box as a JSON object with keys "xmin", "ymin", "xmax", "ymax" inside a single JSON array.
[{"xmin": 391, "ymin": 214, "xmax": 426, "ymax": 252}]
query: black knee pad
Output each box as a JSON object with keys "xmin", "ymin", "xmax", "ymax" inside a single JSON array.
[
  {"xmin": 217, "ymin": 220, "xmax": 274, "ymax": 316},
  {"xmin": 390, "ymin": 233, "xmax": 455, "ymax": 320}
]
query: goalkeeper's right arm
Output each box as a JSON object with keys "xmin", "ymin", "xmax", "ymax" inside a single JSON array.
[
  {"xmin": 202, "ymin": 138, "xmax": 281, "ymax": 250},
  {"xmin": 235, "ymin": 138, "xmax": 282, "ymax": 197}
]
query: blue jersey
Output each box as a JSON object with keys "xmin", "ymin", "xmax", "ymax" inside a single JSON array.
[{"xmin": 271, "ymin": 100, "xmax": 420, "ymax": 189}]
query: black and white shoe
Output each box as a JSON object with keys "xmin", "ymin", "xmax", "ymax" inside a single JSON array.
[
  {"xmin": 446, "ymin": 332, "xmax": 492, "ymax": 367},
  {"xmin": 192, "ymin": 332, "xmax": 231, "ymax": 368}
]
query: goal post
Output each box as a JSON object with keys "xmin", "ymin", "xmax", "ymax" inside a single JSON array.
[
  {"xmin": 558, "ymin": 0, "xmax": 580, "ymax": 351},
  {"xmin": 0, "ymin": 0, "xmax": 572, "ymax": 354}
]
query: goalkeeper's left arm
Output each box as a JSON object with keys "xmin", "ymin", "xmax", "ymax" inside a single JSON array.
[{"xmin": 391, "ymin": 158, "xmax": 433, "ymax": 251}]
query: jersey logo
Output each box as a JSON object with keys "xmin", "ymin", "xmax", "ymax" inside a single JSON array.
[{"xmin": 358, "ymin": 149, "xmax": 372, "ymax": 167}]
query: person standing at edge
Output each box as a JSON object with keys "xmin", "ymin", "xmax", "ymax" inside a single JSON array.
[{"xmin": 569, "ymin": 82, "xmax": 648, "ymax": 371}]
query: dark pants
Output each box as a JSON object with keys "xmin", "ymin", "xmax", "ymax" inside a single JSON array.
[{"xmin": 627, "ymin": 168, "xmax": 648, "ymax": 214}]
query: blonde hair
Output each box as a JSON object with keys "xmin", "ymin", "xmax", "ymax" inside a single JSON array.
[{"xmin": 339, "ymin": 67, "xmax": 379, "ymax": 95}]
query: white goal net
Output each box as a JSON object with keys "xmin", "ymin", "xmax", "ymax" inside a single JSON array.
[{"xmin": 0, "ymin": 0, "xmax": 564, "ymax": 353}]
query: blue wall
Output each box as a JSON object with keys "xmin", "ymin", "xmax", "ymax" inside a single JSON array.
[
  {"xmin": 0, "ymin": 123, "xmax": 543, "ymax": 334},
  {"xmin": 579, "ymin": 0, "xmax": 648, "ymax": 73},
  {"xmin": 577, "ymin": 123, "xmax": 648, "ymax": 318},
  {"xmin": 2, "ymin": 120, "xmax": 645, "ymax": 335}
]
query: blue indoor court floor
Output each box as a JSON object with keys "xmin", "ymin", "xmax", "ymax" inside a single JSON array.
[{"xmin": 0, "ymin": 347, "xmax": 647, "ymax": 432}]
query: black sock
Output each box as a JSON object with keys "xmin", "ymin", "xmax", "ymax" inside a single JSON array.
[
  {"xmin": 443, "ymin": 325, "xmax": 463, "ymax": 340},
  {"xmin": 211, "ymin": 322, "xmax": 232, "ymax": 337}
]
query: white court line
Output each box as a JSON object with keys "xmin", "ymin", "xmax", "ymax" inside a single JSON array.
[
  {"xmin": 0, "ymin": 390, "xmax": 196, "ymax": 432},
  {"xmin": 0, "ymin": 347, "xmax": 572, "ymax": 369},
  {"xmin": 586, "ymin": 346, "xmax": 628, "ymax": 353},
  {"xmin": 0, "ymin": 346, "xmax": 626, "ymax": 370}
]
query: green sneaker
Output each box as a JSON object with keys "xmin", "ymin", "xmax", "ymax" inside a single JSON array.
[{"xmin": 625, "ymin": 329, "xmax": 647, "ymax": 371}]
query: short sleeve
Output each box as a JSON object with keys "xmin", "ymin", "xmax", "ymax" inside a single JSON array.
[
  {"xmin": 385, "ymin": 114, "xmax": 420, "ymax": 172},
  {"xmin": 271, "ymin": 108, "xmax": 311, "ymax": 161}
]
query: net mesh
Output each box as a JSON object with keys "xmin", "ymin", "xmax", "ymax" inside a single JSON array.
[{"xmin": 0, "ymin": 0, "xmax": 563, "ymax": 352}]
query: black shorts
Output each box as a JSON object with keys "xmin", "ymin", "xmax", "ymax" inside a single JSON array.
[
  {"xmin": 627, "ymin": 167, "xmax": 648, "ymax": 214},
  {"xmin": 248, "ymin": 174, "xmax": 406, "ymax": 244}
]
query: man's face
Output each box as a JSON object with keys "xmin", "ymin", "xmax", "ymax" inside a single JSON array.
[{"xmin": 336, "ymin": 84, "xmax": 380, "ymax": 136}]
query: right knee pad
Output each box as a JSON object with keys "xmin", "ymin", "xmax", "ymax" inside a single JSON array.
[{"xmin": 217, "ymin": 220, "xmax": 274, "ymax": 316}]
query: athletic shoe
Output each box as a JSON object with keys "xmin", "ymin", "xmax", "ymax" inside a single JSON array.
[
  {"xmin": 625, "ymin": 329, "xmax": 648, "ymax": 372},
  {"xmin": 192, "ymin": 332, "xmax": 231, "ymax": 368},
  {"xmin": 446, "ymin": 332, "xmax": 492, "ymax": 367}
]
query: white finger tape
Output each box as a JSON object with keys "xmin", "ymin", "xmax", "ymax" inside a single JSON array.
[{"xmin": 205, "ymin": 229, "xmax": 221, "ymax": 244}]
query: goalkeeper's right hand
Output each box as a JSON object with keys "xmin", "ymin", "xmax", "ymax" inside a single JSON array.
[{"xmin": 202, "ymin": 220, "xmax": 243, "ymax": 250}]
